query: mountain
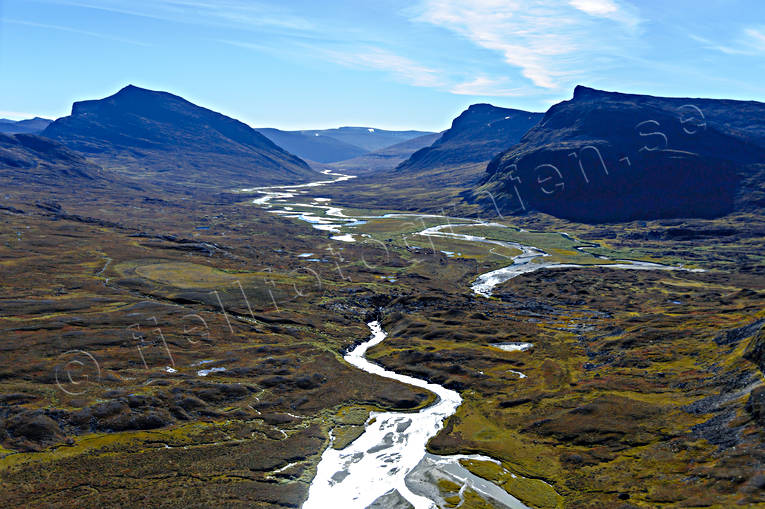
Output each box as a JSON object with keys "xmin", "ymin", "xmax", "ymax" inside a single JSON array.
[
  {"xmin": 0, "ymin": 132, "xmax": 104, "ymax": 187},
  {"xmin": 314, "ymin": 106, "xmax": 542, "ymax": 212},
  {"xmin": 328, "ymin": 132, "xmax": 442, "ymax": 173},
  {"xmin": 297, "ymin": 127, "xmax": 434, "ymax": 152},
  {"xmin": 396, "ymin": 104, "xmax": 543, "ymax": 173},
  {"xmin": 476, "ymin": 86, "xmax": 765, "ymax": 222},
  {"xmin": 42, "ymin": 85, "xmax": 318, "ymax": 189},
  {"xmin": 0, "ymin": 117, "xmax": 53, "ymax": 134},
  {"xmin": 255, "ymin": 128, "xmax": 368, "ymax": 163},
  {"xmin": 255, "ymin": 126, "xmax": 437, "ymax": 165}
]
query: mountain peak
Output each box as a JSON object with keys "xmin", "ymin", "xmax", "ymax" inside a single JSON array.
[
  {"xmin": 70, "ymin": 85, "xmax": 190, "ymax": 116},
  {"xmin": 396, "ymin": 103, "xmax": 543, "ymax": 172},
  {"xmin": 465, "ymin": 103, "xmax": 495, "ymax": 111},
  {"xmin": 44, "ymin": 86, "xmax": 318, "ymax": 188},
  {"xmin": 113, "ymin": 84, "xmax": 167, "ymax": 98},
  {"xmin": 572, "ymin": 85, "xmax": 603, "ymax": 99}
]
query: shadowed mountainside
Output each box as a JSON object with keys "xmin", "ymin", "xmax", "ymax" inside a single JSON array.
[
  {"xmin": 0, "ymin": 132, "xmax": 104, "ymax": 187},
  {"xmin": 396, "ymin": 104, "xmax": 543, "ymax": 173},
  {"xmin": 42, "ymin": 85, "xmax": 318, "ymax": 189},
  {"xmin": 475, "ymin": 86, "xmax": 765, "ymax": 222}
]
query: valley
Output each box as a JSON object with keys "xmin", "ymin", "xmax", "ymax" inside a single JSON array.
[
  {"xmin": 0, "ymin": 84, "xmax": 763, "ymax": 509},
  {"xmin": 239, "ymin": 166, "xmax": 764, "ymax": 508}
]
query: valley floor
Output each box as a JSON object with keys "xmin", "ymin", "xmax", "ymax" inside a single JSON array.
[{"xmin": 0, "ymin": 173, "xmax": 763, "ymax": 508}]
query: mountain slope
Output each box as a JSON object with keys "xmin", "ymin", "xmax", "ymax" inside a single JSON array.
[
  {"xmin": 328, "ymin": 132, "xmax": 442, "ymax": 173},
  {"xmin": 476, "ymin": 86, "xmax": 765, "ymax": 222},
  {"xmin": 0, "ymin": 133, "xmax": 104, "ymax": 186},
  {"xmin": 255, "ymin": 128, "xmax": 368, "ymax": 163},
  {"xmin": 397, "ymin": 104, "xmax": 543, "ymax": 173},
  {"xmin": 42, "ymin": 85, "xmax": 318, "ymax": 188},
  {"xmin": 0, "ymin": 117, "xmax": 53, "ymax": 134}
]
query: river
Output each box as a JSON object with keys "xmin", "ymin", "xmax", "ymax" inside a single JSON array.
[
  {"xmin": 302, "ymin": 321, "xmax": 529, "ymax": 509},
  {"xmin": 243, "ymin": 170, "xmax": 699, "ymax": 508}
]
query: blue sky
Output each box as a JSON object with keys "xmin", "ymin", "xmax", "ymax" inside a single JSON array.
[{"xmin": 1, "ymin": 0, "xmax": 764, "ymax": 130}]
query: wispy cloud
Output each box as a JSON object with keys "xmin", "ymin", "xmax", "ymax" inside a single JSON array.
[
  {"xmin": 43, "ymin": 0, "xmax": 314, "ymax": 32},
  {"xmin": 2, "ymin": 18, "xmax": 151, "ymax": 46},
  {"xmin": 319, "ymin": 47, "xmax": 443, "ymax": 88},
  {"xmin": 568, "ymin": 0, "xmax": 638, "ymax": 26},
  {"xmin": 742, "ymin": 27, "xmax": 765, "ymax": 52},
  {"xmin": 230, "ymin": 37, "xmax": 554, "ymax": 99},
  {"xmin": 450, "ymin": 76, "xmax": 532, "ymax": 96},
  {"xmin": 413, "ymin": 0, "xmax": 643, "ymax": 90},
  {"xmin": 691, "ymin": 26, "xmax": 765, "ymax": 56}
]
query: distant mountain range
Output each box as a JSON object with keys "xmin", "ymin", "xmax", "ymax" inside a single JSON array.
[
  {"xmin": 476, "ymin": 86, "xmax": 765, "ymax": 222},
  {"xmin": 0, "ymin": 117, "xmax": 52, "ymax": 134},
  {"xmin": 42, "ymin": 85, "xmax": 318, "ymax": 189},
  {"xmin": 4, "ymin": 84, "xmax": 764, "ymax": 224},
  {"xmin": 255, "ymin": 128, "xmax": 368, "ymax": 163},
  {"xmin": 256, "ymin": 126, "xmax": 435, "ymax": 163},
  {"xmin": 328, "ymin": 132, "xmax": 442, "ymax": 173}
]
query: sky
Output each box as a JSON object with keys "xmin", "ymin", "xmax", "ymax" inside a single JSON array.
[{"xmin": 0, "ymin": 0, "xmax": 764, "ymax": 131}]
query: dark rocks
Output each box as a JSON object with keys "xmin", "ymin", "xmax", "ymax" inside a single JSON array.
[
  {"xmin": 192, "ymin": 383, "xmax": 250, "ymax": 403},
  {"xmin": 745, "ymin": 386, "xmax": 765, "ymax": 426},
  {"xmin": 294, "ymin": 374, "xmax": 327, "ymax": 390},
  {"xmin": 690, "ymin": 409, "xmax": 742, "ymax": 449},
  {"xmin": 102, "ymin": 409, "xmax": 172, "ymax": 431},
  {"xmin": 173, "ymin": 394, "xmax": 207, "ymax": 411},
  {"xmin": 6, "ymin": 412, "xmax": 64, "ymax": 445},
  {"xmin": 714, "ymin": 319, "xmax": 764, "ymax": 346},
  {"xmin": 497, "ymin": 397, "xmax": 532, "ymax": 408},
  {"xmin": 744, "ymin": 327, "xmax": 765, "ymax": 373}
]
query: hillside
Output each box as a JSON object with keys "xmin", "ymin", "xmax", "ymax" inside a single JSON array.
[
  {"xmin": 396, "ymin": 104, "xmax": 543, "ymax": 173},
  {"xmin": 0, "ymin": 132, "xmax": 104, "ymax": 187},
  {"xmin": 476, "ymin": 86, "xmax": 765, "ymax": 222},
  {"xmin": 42, "ymin": 85, "xmax": 318, "ymax": 189}
]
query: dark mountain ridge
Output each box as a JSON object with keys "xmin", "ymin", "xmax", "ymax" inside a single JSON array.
[
  {"xmin": 42, "ymin": 85, "xmax": 317, "ymax": 188},
  {"xmin": 397, "ymin": 104, "xmax": 543, "ymax": 173},
  {"xmin": 476, "ymin": 86, "xmax": 765, "ymax": 222}
]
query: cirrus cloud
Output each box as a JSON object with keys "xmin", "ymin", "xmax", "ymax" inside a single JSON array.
[{"xmin": 414, "ymin": 0, "xmax": 642, "ymax": 90}]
